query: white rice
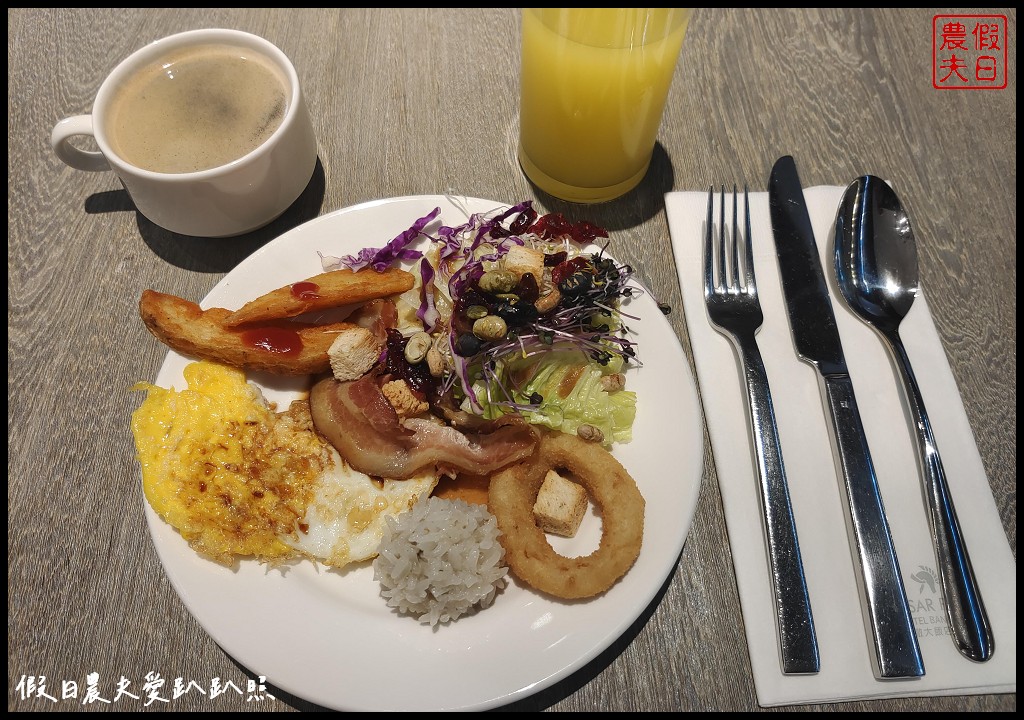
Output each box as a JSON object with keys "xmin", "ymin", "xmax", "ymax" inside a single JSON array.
[{"xmin": 373, "ymin": 496, "xmax": 508, "ymax": 626}]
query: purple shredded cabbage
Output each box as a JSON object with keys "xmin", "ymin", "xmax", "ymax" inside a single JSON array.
[
  {"xmin": 318, "ymin": 199, "xmax": 638, "ymax": 417},
  {"xmin": 490, "ymin": 200, "xmax": 534, "ymax": 226},
  {"xmin": 416, "ymin": 260, "xmax": 440, "ymax": 332},
  {"xmin": 434, "ymin": 224, "xmax": 466, "ymax": 263},
  {"xmin": 338, "ymin": 207, "xmax": 441, "ymax": 272}
]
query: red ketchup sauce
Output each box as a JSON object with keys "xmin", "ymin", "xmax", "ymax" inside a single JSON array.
[
  {"xmin": 291, "ymin": 281, "xmax": 320, "ymax": 300},
  {"xmin": 240, "ymin": 327, "xmax": 303, "ymax": 356}
]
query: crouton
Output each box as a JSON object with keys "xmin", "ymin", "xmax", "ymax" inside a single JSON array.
[
  {"xmin": 503, "ymin": 244, "xmax": 545, "ymax": 281},
  {"xmin": 328, "ymin": 326, "xmax": 382, "ymax": 381},
  {"xmin": 533, "ymin": 469, "xmax": 588, "ymax": 537},
  {"xmin": 381, "ymin": 379, "xmax": 429, "ymax": 417}
]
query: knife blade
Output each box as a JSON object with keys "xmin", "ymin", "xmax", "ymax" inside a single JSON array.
[{"xmin": 768, "ymin": 155, "xmax": 925, "ymax": 680}]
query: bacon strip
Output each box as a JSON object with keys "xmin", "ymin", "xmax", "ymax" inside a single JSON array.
[{"xmin": 310, "ymin": 375, "xmax": 537, "ymax": 480}]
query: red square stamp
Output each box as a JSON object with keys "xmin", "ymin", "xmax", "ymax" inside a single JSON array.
[{"xmin": 933, "ymin": 14, "xmax": 1008, "ymax": 89}]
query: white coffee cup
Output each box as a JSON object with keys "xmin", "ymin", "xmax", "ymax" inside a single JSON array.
[{"xmin": 51, "ymin": 28, "xmax": 318, "ymax": 238}]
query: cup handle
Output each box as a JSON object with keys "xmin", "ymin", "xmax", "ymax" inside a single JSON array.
[{"xmin": 51, "ymin": 115, "xmax": 110, "ymax": 172}]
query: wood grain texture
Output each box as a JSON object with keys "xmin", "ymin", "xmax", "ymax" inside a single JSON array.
[{"xmin": 8, "ymin": 7, "xmax": 1015, "ymax": 712}]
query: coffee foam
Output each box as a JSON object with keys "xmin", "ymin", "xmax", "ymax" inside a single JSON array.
[{"xmin": 106, "ymin": 43, "xmax": 289, "ymax": 174}]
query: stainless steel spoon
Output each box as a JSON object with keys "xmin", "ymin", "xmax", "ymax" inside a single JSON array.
[{"xmin": 833, "ymin": 176, "xmax": 993, "ymax": 663}]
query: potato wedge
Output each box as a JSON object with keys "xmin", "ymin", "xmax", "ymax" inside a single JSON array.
[
  {"xmin": 223, "ymin": 267, "xmax": 415, "ymax": 327},
  {"xmin": 139, "ymin": 290, "xmax": 354, "ymax": 375}
]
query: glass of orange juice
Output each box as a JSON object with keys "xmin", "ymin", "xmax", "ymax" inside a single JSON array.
[{"xmin": 517, "ymin": 8, "xmax": 692, "ymax": 204}]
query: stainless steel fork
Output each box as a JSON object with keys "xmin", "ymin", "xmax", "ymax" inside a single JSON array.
[{"xmin": 704, "ymin": 185, "xmax": 820, "ymax": 675}]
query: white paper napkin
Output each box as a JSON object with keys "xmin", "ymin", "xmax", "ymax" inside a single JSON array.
[{"xmin": 664, "ymin": 186, "xmax": 1016, "ymax": 706}]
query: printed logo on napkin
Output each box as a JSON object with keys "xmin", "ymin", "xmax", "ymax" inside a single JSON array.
[
  {"xmin": 932, "ymin": 14, "xmax": 1007, "ymax": 90},
  {"xmin": 905, "ymin": 564, "xmax": 952, "ymax": 640}
]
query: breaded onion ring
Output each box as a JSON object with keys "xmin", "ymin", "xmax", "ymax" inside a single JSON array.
[{"xmin": 488, "ymin": 432, "xmax": 644, "ymax": 599}]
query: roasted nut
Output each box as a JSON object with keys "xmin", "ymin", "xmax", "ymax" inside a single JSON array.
[
  {"xmin": 535, "ymin": 288, "xmax": 561, "ymax": 314},
  {"xmin": 426, "ymin": 345, "xmax": 445, "ymax": 377},
  {"xmin": 600, "ymin": 372, "xmax": 626, "ymax": 393},
  {"xmin": 472, "ymin": 314, "xmax": 508, "ymax": 341},
  {"xmin": 465, "ymin": 304, "xmax": 489, "ymax": 320},
  {"xmin": 479, "ymin": 269, "xmax": 518, "ymax": 294},
  {"xmin": 404, "ymin": 331, "xmax": 432, "ymax": 364},
  {"xmin": 577, "ymin": 424, "xmax": 605, "ymax": 443}
]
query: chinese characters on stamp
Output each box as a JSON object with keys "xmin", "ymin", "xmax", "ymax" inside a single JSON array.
[
  {"xmin": 933, "ymin": 14, "xmax": 1008, "ymax": 90},
  {"xmin": 13, "ymin": 673, "xmax": 275, "ymax": 706}
]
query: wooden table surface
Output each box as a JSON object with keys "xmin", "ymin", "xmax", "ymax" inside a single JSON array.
[{"xmin": 8, "ymin": 8, "xmax": 1015, "ymax": 712}]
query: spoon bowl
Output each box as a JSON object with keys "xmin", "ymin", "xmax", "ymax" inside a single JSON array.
[
  {"xmin": 833, "ymin": 176, "xmax": 994, "ymax": 663},
  {"xmin": 834, "ymin": 177, "xmax": 918, "ymax": 328}
]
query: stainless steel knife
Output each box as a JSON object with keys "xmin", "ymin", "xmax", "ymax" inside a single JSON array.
[{"xmin": 768, "ymin": 155, "xmax": 925, "ymax": 680}]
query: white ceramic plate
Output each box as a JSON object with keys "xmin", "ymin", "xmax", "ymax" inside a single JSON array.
[{"xmin": 145, "ymin": 195, "xmax": 703, "ymax": 711}]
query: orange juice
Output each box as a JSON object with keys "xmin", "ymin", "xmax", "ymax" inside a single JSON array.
[{"xmin": 517, "ymin": 8, "xmax": 691, "ymax": 203}]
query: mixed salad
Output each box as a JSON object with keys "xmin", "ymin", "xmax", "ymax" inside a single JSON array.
[{"xmin": 320, "ymin": 200, "xmax": 642, "ymax": 445}]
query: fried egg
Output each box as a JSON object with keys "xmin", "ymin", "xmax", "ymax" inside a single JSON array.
[
  {"xmin": 131, "ymin": 360, "xmax": 437, "ymax": 568},
  {"xmin": 283, "ymin": 461, "xmax": 437, "ymax": 567}
]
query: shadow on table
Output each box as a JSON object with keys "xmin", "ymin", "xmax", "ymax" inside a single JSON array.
[
  {"xmin": 83, "ymin": 158, "xmax": 327, "ymax": 274},
  {"xmin": 524, "ymin": 142, "xmax": 675, "ymax": 234}
]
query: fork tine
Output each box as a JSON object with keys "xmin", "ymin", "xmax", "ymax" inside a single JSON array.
[
  {"xmin": 743, "ymin": 184, "xmax": 755, "ymax": 290},
  {"xmin": 718, "ymin": 185, "xmax": 727, "ymax": 291},
  {"xmin": 704, "ymin": 186, "xmax": 714, "ymax": 296},
  {"xmin": 706, "ymin": 184, "xmax": 754, "ymax": 297},
  {"xmin": 731, "ymin": 184, "xmax": 740, "ymax": 292}
]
